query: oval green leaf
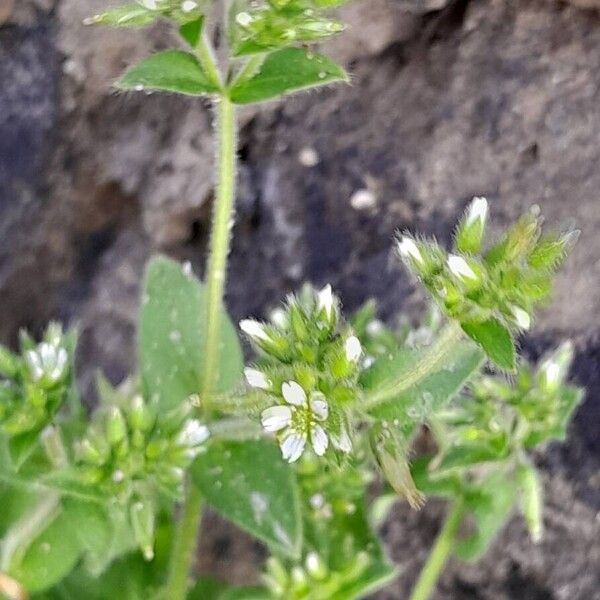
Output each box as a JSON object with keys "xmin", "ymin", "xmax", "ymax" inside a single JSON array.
[
  {"xmin": 229, "ymin": 48, "xmax": 348, "ymax": 105},
  {"xmin": 192, "ymin": 439, "xmax": 302, "ymax": 559},
  {"xmin": 139, "ymin": 256, "xmax": 243, "ymax": 410},
  {"xmin": 118, "ymin": 50, "xmax": 220, "ymax": 96},
  {"xmin": 461, "ymin": 318, "xmax": 516, "ymax": 370}
]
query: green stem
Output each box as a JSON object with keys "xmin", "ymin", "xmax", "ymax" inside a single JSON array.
[
  {"xmin": 201, "ymin": 95, "xmax": 237, "ymax": 403},
  {"xmin": 196, "ymin": 35, "xmax": 223, "ymax": 89},
  {"xmin": 364, "ymin": 322, "xmax": 463, "ymax": 410},
  {"xmin": 165, "ymin": 89, "xmax": 238, "ymax": 600},
  {"xmin": 165, "ymin": 485, "xmax": 204, "ymax": 600},
  {"xmin": 409, "ymin": 500, "xmax": 464, "ymax": 600}
]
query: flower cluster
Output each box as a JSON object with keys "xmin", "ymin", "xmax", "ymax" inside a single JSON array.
[
  {"xmin": 397, "ymin": 197, "xmax": 578, "ymax": 338},
  {"xmin": 230, "ymin": 0, "xmax": 346, "ymax": 56},
  {"xmin": 0, "ymin": 323, "xmax": 71, "ymax": 440},
  {"xmin": 240, "ymin": 284, "xmax": 362, "ymax": 462}
]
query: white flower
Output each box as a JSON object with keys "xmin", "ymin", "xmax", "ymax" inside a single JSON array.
[
  {"xmin": 261, "ymin": 382, "xmax": 330, "ymax": 462},
  {"xmin": 240, "ymin": 319, "xmax": 270, "ymax": 342},
  {"xmin": 244, "ymin": 368, "xmax": 271, "ymax": 390},
  {"xmin": 317, "ymin": 284, "xmax": 335, "ymax": 320},
  {"xmin": 181, "ymin": 0, "xmax": 197, "ymax": 12},
  {"xmin": 447, "ymin": 255, "xmax": 478, "ymax": 281},
  {"xmin": 398, "ymin": 236, "xmax": 423, "ymax": 264},
  {"xmin": 511, "ymin": 305, "xmax": 531, "ymax": 330},
  {"xmin": 345, "ymin": 336, "xmax": 362, "ymax": 362},
  {"xmin": 178, "ymin": 419, "xmax": 210, "ymax": 447},
  {"xmin": 26, "ymin": 342, "xmax": 68, "ymax": 383},
  {"xmin": 140, "ymin": 0, "xmax": 158, "ymax": 9},
  {"xmin": 465, "ymin": 196, "xmax": 488, "ymax": 226}
]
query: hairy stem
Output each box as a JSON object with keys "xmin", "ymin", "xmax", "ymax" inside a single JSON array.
[
  {"xmin": 200, "ymin": 96, "xmax": 237, "ymax": 403},
  {"xmin": 364, "ymin": 322, "xmax": 463, "ymax": 410},
  {"xmin": 166, "ymin": 485, "xmax": 204, "ymax": 599},
  {"xmin": 196, "ymin": 34, "xmax": 223, "ymax": 89},
  {"xmin": 409, "ymin": 500, "xmax": 464, "ymax": 600},
  {"xmin": 165, "ymin": 92, "xmax": 238, "ymax": 600}
]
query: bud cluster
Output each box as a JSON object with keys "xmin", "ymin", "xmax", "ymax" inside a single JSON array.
[
  {"xmin": 240, "ymin": 284, "xmax": 362, "ymax": 462},
  {"xmin": 432, "ymin": 342, "xmax": 581, "ymax": 473},
  {"xmin": 230, "ymin": 0, "xmax": 346, "ymax": 56},
  {"xmin": 0, "ymin": 323, "xmax": 71, "ymax": 439},
  {"xmin": 263, "ymin": 551, "xmax": 371, "ymax": 599},
  {"xmin": 75, "ymin": 394, "xmax": 209, "ymax": 497},
  {"xmin": 397, "ymin": 198, "xmax": 578, "ymax": 336},
  {"xmin": 74, "ymin": 393, "xmax": 209, "ymax": 558},
  {"xmin": 261, "ymin": 457, "xmax": 385, "ymax": 599}
]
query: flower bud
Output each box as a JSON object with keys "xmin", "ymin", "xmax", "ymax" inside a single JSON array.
[
  {"xmin": 177, "ymin": 419, "xmax": 210, "ymax": 449},
  {"xmin": 316, "ymin": 284, "xmax": 338, "ymax": 329},
  {"xmin": 510, "ymin": 305, "xmax": 531, "ymax": 331},
  {"xmin": 397, "ymin": 236, "xmax": 424, "ymax": 267},
  {"xmin": 305, "ymin": 551, "xmax": 328, "ymax": 580},
  {"xmin": 344, "ymin": 335, "xmax": 362, "ymax": 363},
  {"xmin": 128, "ymin": 395, "xmax": 155, "ymax": 432},
  {"xmin": 455, "ymin": 197, "xmax": 488, "ymax": 254},
  {"xmin": 130, "ymin": 498, "xmax": 155, "ymax": 561},
  {"xmin": 106, "ymin": 407, "xmax": 128, "ymax": 446},
  {"xmin": 25, "ymin": 342, "xmax": 68, "ymax": 386},
  {"xmin": 528, "ymin": 230, "xmax": 580, "ymax": 271},
  {"xmin": 240, "ymin": 319, "xmax": 270, "ymax": 343},
  {"xmin": 538, "ymin": 341, "xmax": 573, "ymax": 394},
  {"xmin": 447, "ymin": 254, "xmax": 481, "ymax": 287}
]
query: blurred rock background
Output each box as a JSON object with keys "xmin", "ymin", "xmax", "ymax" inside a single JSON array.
[{"xmin": 1, "ymin": 0, "xmax": 600, "ymax": 597}]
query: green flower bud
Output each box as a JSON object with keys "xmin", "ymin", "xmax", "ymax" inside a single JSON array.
[
  {"xmin": 528, "ymin": 230, "xmax": 579, "ymax": 271},
  {"xmin": 447, "ymin": 255, "xmax": 483, "ymax": 289},
  {"xmin": 305, "ymin": 551, "xmax": 328, "ymax": 580},
  {"xmin": 130, "ymin": 497, "xmax": 156, "ymax": 560},
  {"xmin": 106, "ymin": 407, "xmax": 128, "ymax": 446},
  {"xmin": 537, "ymin": 341, "xmax": 574, "ymax": 394},
  {"xmin": 455, "ymin": 197, "xmax": 488, "ymax": 254},
  {"xmin": 128, "ymin": 394, "xmax": 155, "ymax": 432}
]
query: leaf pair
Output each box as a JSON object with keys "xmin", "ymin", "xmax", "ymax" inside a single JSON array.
[{"xmin": 118, "ymin": 47, "xmax": 348, "ymax": 105}]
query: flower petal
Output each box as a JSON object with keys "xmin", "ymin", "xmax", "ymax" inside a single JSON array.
[
  {"xmin": 261, "ymin": 405, "xmax": 293, "ymax": 432},
  {"xmin": 244, "ymin": 367, "xmax": 271, "ymax": 390},
  {"xmin": 280, "ymin": 432, "xmax": 307, "ymax": 463},
  {"xmin": 282, "ymin": 381, "xmax": 307, "ymax": 406},
  {"xmin": 332, "ymin": 428, "xmax": 352, "ymax": 454},
  {"xmin": 309, "ymin": 395, "xmax": 329, "ymax": 421},
  {"xmin": 311, "ymin": 425, "xmax": 328, "ymax": 456}
]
